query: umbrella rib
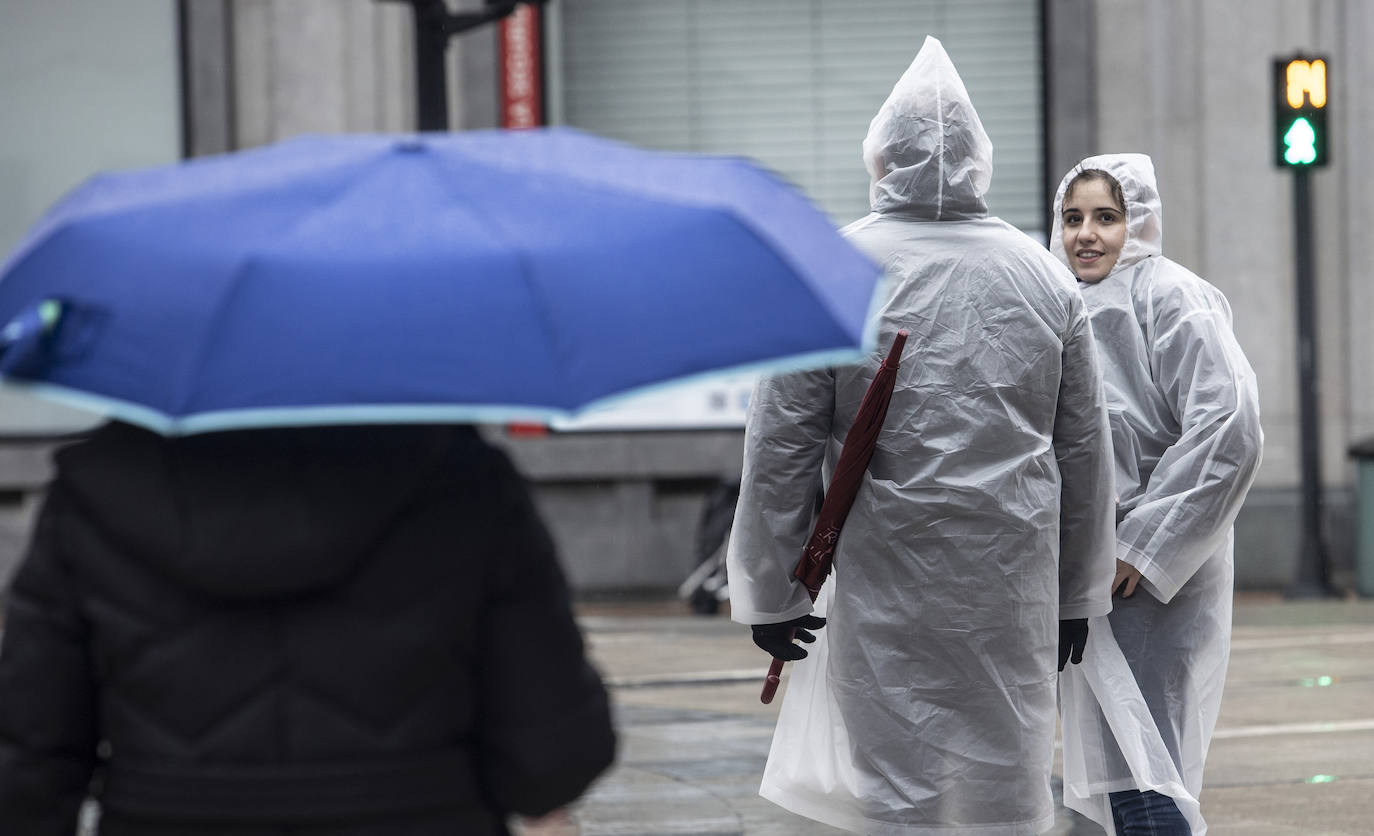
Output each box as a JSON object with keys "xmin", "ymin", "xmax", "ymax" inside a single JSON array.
[
  {"xmin": 419, "ymin": 151, "xmax": 570, "ymax": 408},
  {"xmin": 173, "ymin": 153, "xmax": 390, "ymax": 419},
  {"xmin": 436, "ymin": 142, "xmax": 871, "ymax": 388},
  {"xmin": 440, "ymin": 140, "xmax": 868, "ymax": 365},
  {"xmin": 715, "ymin": 206, "xmax": 868, "ymax": 354},
  {"xmin": 4, "ymin": 133, "xmax": 879, "ymax": 430}
]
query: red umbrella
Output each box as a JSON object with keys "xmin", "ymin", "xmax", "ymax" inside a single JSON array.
[{"xmin": 760, "ymin": 329, "xmax": 908, "ymax": 704}]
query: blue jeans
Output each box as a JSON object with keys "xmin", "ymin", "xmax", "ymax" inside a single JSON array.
[{"xmin": 1108, "ymin": 789, "xmax": 1191, "ymax": 835}]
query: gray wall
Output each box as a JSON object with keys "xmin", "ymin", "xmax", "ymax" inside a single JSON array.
[
  {"xmin": 6, "ymin": 0, "xmax": 1373, "ymax": 596},
  {"xmin": 1042, "ymin": 0, "xmax": 1097, "ymax": 210},
  {"xmin": 1073, "ymin": 0, "xmax": 1371, "ymax": 589},
  {"xmin": 182, "ymin": 0, "xmax": 502, "ymax": 148},
  {"xmin": 185, "ymin": 0, "xmax": 416, "ymax": 152},
  {"xmin": 0, "ymin": 0, "xmax": 182, "ymax": 589},
  {"xmin": 490, "ymin": 429, "xmax": 744, "ymax": 594}
]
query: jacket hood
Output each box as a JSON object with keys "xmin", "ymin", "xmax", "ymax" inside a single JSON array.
[
  {"xmin": 1050, "ymin": 152, "xmax": 1163, "ymax": 275},
  {"xmin": 54, "ymin": 421, "xmax": 463, "ymax": 600},
  {"xmin": 862, "ymin": 36, "xmax": 992, "ymax": 220}
]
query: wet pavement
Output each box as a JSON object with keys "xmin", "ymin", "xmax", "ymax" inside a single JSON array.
[{"xmin": 555, "ymin": 594, "xmax": 1374, "ymax": 836}]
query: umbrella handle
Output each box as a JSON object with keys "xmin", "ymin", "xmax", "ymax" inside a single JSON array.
[
  {"xmin": 761, "ymin": 657, "xmax": 785, "ymax": 704},
  {"xmin": 0, "ymin": 300, "xmax": 62, "ymax": 376},
  {"xmin": 760, "ymin": 624, "xmax": 798, "ymax": 704}
]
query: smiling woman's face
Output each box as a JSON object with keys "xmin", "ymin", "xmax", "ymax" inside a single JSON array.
[{"xmin": 1061, "ymin": 178, "xmax": 1126, "ymax": 283}]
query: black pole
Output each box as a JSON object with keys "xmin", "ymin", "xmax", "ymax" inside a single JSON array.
[
  {"xmin": 1037, "ymin": 0, "xmax": 1052, "ymax": 239},
  {"xmin": 382, "ymin": 0, "xmax": 536, "ymax": 132},
  {"xmin": 1286, "ymin": 168, "xmax": 1338, "ymax": 598},
  {"xmin": 412, "ymin": 0, "xmax": 452, "ymax": 131}
]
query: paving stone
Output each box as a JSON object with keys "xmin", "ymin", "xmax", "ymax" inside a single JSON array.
[{"xmin": 573, "ymin": 598, "xmax": 1374, "ymax": 834}]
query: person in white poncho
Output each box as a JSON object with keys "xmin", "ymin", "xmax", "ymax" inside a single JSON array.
[
  {"xmin": 1051, "ymin": 154, "xmax": 1264, "ymax": 836},
  {"xmin": 727, "ymin": 37, "xmax": 1117, "ymax": 835}
]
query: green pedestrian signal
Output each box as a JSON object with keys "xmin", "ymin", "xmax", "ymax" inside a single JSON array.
[
  {"xmin": 1274, "ymin": 55, "xmax": 1329, "ymax": 168},
  {"xmin": 1283, "ymin": 118, "xmax": 1318, "ymax": 165}
]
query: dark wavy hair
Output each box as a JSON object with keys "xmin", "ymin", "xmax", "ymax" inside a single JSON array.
[{"xmin": 1065, "ymin": 169, "xmax": 1125, "ymax": 212}]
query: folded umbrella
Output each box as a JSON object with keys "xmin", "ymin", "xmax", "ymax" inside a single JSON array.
[
  {"xmin": 760, "ymin": 329, "xmax": 907, "ymax": 704},
  {"xmin": 0, "ymin": 128, "xmax": 880, "ymax": 434}
]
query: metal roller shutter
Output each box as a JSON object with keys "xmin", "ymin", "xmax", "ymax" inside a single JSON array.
[{"xmin": 554, "ymin": 0, "xmax": 1043, "ymax": 232}]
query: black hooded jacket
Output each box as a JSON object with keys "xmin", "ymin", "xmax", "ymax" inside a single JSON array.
[{"xmin": 0, "ymin": 422, "xmax": 615, "ymax": 835}]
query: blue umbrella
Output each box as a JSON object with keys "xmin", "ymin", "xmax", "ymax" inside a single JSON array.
[{"xmin": 0, "ymin": 128, "xmax": 879, "ymax": 435}]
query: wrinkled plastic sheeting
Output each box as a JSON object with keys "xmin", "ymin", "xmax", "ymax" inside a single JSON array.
[
  {"xmin": 759, "ymin": 581, "xmax": 866, "ymax": 833},
  {"xmin": 1059, "ymin": 617, "xmax": 1206, "ymax": 836}
]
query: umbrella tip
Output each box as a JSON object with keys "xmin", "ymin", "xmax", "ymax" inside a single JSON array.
[{"xmin": 884, "ymin": 330, "xmax": 908, "ymax": 365}]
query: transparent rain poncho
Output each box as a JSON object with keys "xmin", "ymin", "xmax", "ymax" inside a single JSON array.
[
  {"xmin": 728, "ymin": 37, "xmax": 1117, "ymax": 834},
  {"xmin": 1050, "ymin": 154, "xmax": 1264, "ymax": 835}
]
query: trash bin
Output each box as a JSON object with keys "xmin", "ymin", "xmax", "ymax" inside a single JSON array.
[{"xmin": 1349, "ymin": 438, "xmax": 1374, "ymax": 597}]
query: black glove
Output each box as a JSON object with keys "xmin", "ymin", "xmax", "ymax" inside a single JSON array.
[
  {"xmin": 1058, "ymin": 618, "xmax": 1089, "ymax": 671},
  {"xmin": 752, "ymin": 614, "xmax": 827, "ymax": 661}
]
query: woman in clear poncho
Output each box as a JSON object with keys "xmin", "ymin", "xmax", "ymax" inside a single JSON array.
[
  {"xmin": 727, "ymin": 37, "xmax": 1117, "ymax": 835},
  {"xmin": 1051, "ymin": 154, "xmax": 1264, "ymax": 835}
]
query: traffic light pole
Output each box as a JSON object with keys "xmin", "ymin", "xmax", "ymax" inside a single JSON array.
[{"xmin": 1286, "ymin": 168, "xmax": 1338, "ymax": 598}]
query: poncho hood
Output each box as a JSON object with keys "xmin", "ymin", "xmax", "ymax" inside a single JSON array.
[
  {"xmin": 862, "ymin": 36, "xmax": 992, "ymax": 220},
  {"xmin": 1050, "ymin": 152, "xmax": 1163, "ymax": 275}
]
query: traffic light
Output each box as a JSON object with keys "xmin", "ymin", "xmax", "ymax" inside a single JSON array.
[{"xmin": 1274, "ymin": 55, "xmax": 1330, "ymax": 168}]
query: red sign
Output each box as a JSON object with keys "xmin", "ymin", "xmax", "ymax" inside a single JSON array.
[{"xmin": 500, "ymin": 5, "xmax": 543, "ymax": 129}]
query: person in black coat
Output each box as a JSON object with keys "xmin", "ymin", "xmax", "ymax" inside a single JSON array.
[{"xmin": 0, "ymin": 421, "xmax": 616, "ymax": 835}]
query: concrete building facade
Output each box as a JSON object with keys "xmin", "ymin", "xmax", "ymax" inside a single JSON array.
[
  {"xmin": 2, "ymin": 0, "xmax": 1371, "ymax": 597},
  {"xmin": 1045, "ymin": 0, "xmax": 1372, "ymax": 590}
]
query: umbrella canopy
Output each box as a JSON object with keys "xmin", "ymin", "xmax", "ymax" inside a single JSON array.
[
  {"xmin": 0, "ymin": 128, "xmax": 880, "ymax": 435},
  {"xmin": 760, "ymin": 329, "xmax": 907, "ymax": 704}
]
